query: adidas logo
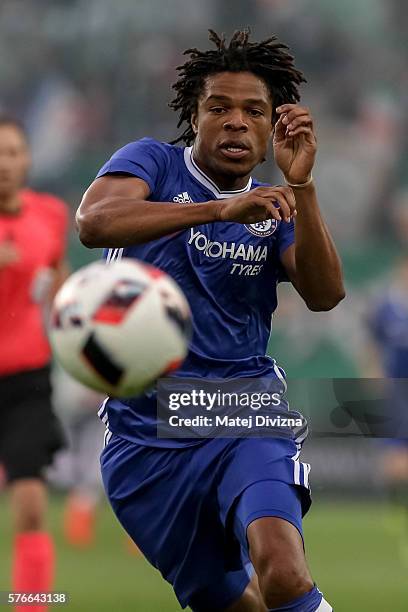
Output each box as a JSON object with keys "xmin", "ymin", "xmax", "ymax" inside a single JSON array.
[{"xmin": 173, "ymin": 191, "xmax": 193, "ymax": 204}]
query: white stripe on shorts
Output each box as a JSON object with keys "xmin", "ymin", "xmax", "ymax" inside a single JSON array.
[
  {"xmin": 272, "ymin": 360, "xmax": 287, "ymax": 393},
  {"xmin": 292, "ymin": 444, "xmax": 301, "ymax": 462},
  {"xmin": 293, "ymin": 458, "xmax": 301, "ymax": 485},
  {"xmin": 103, "ymin": 428, "xmax": 112, "ymax": 447},
  {"xmin": 97, "ymin": 397, "xmax": 109, "ymax": 418},
  {"xmin": 303, "ymin": 463, "xmax": 311, "ymax": 488},
  {"xmin": 316, "ymin": 596, "xmax": 333, "ymax": 611},
  {"xmin": 294, "ymin": 423, "xmax": 309, "ymax": 445}
]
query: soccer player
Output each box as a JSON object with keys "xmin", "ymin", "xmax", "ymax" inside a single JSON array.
[
  {"xmin": 367, "ymin": 255, "xmax": 408, "ymax": 379},
  {"xmin": 366, "ymin": 254, "xmax": 408, "ymax": 557},
  {"xmin": 77, "ymin": 30, "xmax": 345, "ymax": 611},
  {"xmin": 0, "ymin": 117, "xmax": 68, "ymax": 611}
]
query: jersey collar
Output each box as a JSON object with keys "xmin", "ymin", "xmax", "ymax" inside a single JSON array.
[{"xmin": 184, "ymin": 146, "xmax": 252, "ymax": 199}]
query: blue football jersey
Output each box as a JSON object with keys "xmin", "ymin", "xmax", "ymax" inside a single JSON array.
[{"xmin": 95, "ymin": 138, "xmax": 295, "ymax": 446}]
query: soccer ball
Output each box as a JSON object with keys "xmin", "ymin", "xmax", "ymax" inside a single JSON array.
[{"xmin": 50, "ymin": 258, "xmax": 192, "ymax": 397}]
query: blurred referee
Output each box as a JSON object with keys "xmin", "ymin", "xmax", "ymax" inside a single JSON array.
[{"xmin": 0, "ymin": 117, "xmax": 68, "ymax": 611}]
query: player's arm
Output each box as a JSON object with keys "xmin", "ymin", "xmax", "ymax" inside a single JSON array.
[
  {"xmin": 280, "ymin": 182, "xmax": 345, "ymax": 311},
  {"xmin": 0, "ymin": 236, "xmax": 20, "ymax": 268},
  {"xmin": 49, "ymin": 259, "xmax": 70, "ymax": 299},
  {"xmin": 32, "ymin": 198, "xmax": 71, "ymax": 322},
  {"xmin": 34, "ymin": 258, "xmax": 71, "ymax": 327},
  {"xmin": 76, "ymin": 175, "xmax": 297, "ymax": 248},
  {"xmin": 77, "ymin": 175, "xmax": 220, "ymax": 248},
  {"xmin": 274, "ymin": 104, "xmax": 345, "ymax": 311}
]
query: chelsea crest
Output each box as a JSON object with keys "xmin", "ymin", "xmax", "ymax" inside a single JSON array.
[{"xmin": 245, "ymin": 219, "xmax": 278, "ymax": 237}]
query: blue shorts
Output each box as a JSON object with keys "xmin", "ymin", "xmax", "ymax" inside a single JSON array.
[{"xmin": 101, "ymin": 435, "xmax": 312, "ymax": 611}]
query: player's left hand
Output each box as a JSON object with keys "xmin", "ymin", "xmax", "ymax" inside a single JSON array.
[{"xmin": 273, "ymin": 104, "xmax": 317, "ymax": 184}]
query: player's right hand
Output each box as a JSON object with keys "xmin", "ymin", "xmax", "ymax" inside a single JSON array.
[
  {"xmin": 0, "ymin": 240, "xmax": 20, "ymax": 268},
  {"xmin": 215, "ymin": 185, "xmax": 296, "ymax": 225}
]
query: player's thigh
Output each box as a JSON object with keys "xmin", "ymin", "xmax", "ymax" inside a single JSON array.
[
  {"xmin": 101, "ymin": 436, "xmax": 253, "ymax": 611},
  {"xmin": 232, "ymin": 477, "xmax": 309, "ymax": 563},
  {"xmin": 217, "ymin": 437, "xmax": 311, "ymax": 541},
  {"xmin": 216, "ymin": 439, "xmax": 312, "ymax": 590},
  {"xmin": 233, "ymin": 480, "xmax": 313, "ymax": 607}
]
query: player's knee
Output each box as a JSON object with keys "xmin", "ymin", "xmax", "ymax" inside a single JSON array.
[
  {"xmin": 257, "ymin": 557, "xmax": 313, "ymax": 609},
  {"xmin": 9, "ymin": 478, "xmax": 47, "ymax": 532},
  {"xmin": 15, "ymin": 509, "xmax": 44, "ymax": 532},
  {"xmin": 15, "ymin": 500, "xmax": 45, "ymax": 531}
]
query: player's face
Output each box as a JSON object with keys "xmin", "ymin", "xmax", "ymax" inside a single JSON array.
[
  {"xmin": 0, "ymin": 125, "xmax": 30, "ymax": 198},
  {"xmin": 191, "ymin": 71, "xmax": 273, "ymax": 189}
]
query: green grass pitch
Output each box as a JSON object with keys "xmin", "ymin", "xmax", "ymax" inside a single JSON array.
[{"xmin": 0, "ymin": 495, "xmax": 407, "ymax": 611}]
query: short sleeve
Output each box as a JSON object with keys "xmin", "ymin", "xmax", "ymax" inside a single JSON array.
[
  {"xmin": 277, "ymin": 219, "xmax": 295, "ymax": 257},
  {"xmin": 95, "ymin": 138, "xmax": 169, "ymax": 195},
  {"xmin": 40, "ymin": 194, "xmax": 69, "ymax": 265},
  {"xmin": 276, "ymin": 219, "xmax": 295, "ymax": 283}
]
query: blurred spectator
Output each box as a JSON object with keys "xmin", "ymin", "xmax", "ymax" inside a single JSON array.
[
  {"xmin": 0, "ymin": 0, "xmax": 405, "ymax": 245},
  {"xmin": 49, "ymin": 369, "xmax": 105, "ymax": 548},
  {"xmin": 363, "ymin": 253, "xmax": 408, "ymax": 568}
]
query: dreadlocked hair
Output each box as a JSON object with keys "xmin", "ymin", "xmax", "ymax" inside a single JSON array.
[{"xmin": 169, "ymin": 28, "xmax": 306, "ymax": 145}]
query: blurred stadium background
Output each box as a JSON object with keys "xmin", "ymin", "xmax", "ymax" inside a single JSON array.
[{"xmin": 1, "ymin": 0, "xmax": 407, "ymax": 610}]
